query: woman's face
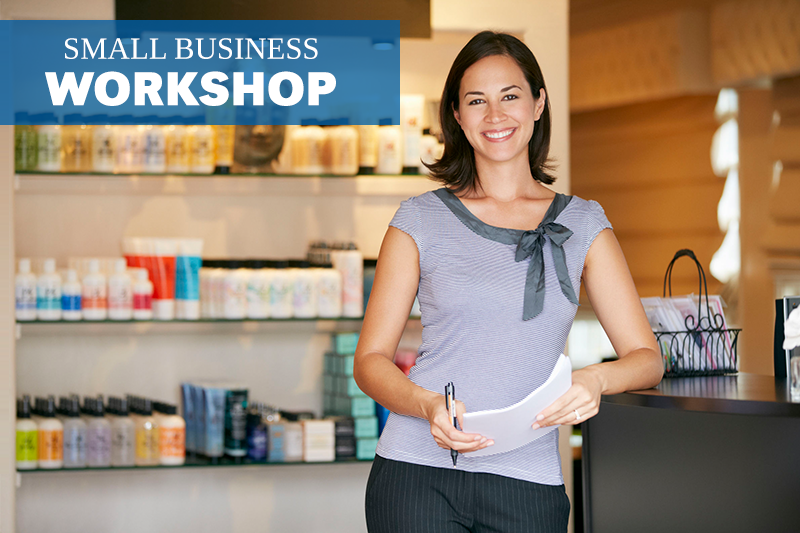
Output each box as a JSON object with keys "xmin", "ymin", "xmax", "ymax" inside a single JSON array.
[{"xmin": 453, "ymin": 54, "xmax": 545, "ymax": 168}]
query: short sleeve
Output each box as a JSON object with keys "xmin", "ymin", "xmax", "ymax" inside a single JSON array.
[
  {"xmin": 389, "ymin": 196, "xmax": 425, "ymax": 262},
  {"xmin": 586, "ymin": 199, "xmax": 613, "ymax": 248}
]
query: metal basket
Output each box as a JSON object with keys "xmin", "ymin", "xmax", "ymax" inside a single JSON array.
[{"xmin": 658, "ymin": 249, "xmax": 740, "ymax": 377}]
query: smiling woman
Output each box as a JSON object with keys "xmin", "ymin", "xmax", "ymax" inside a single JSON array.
[{"xmin": 354, "ymin": 30, "xmax": 663, "ymax": 533}]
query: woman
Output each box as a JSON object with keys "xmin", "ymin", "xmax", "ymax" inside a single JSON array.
[{"xmin": 353, "ymin": 31, "xmax": 663, "ymax": 532}]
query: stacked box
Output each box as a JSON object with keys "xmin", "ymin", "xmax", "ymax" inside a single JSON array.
[
  {"xmin": 323, "ymin": 333, "xmax": 379, "ymax": 460},
  {"xmin": 302, "ymin": 420, "xmax": 335, "ymax": 462}
]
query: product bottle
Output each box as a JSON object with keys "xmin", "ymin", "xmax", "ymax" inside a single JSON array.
[
  {"xmin": 38, "ymin": 396, "xmax": 64, "ymax": 469},
  {"xmin": 108, "ymin": 258, "xmax": 133, "ymax": 321},
  {"xmin": 155, "ymin": 403, "xmax": 186, "ymax": 466},
  {"xmin": 142, "ymin": 125, "xmax": 167, "ymax": 173},
  {"xmin": 246, "ymin": 404, "xmax": 268, "ymax": 462},
  {"xmin": 110, "ymin": 397, "xmax": 136, "ymax": 467},
  {"xmin": 329, "ymin": 126, "xmax": 359, "ymax": 176},
  {"xmin": 15, "ymin": 258, "xmax": 38, "ymax": 321},
  {"xmin": 376, "ymin": 122, "xmax": 403, "ymax": 175},
  {"xmin": 246, "ymin": 260, "xmax": 271, "ymax": 319},
  {"xmin": 316, "ymin": 265, "xmax": 343, "ymax": 318},
  {"xmin": 61, "ymin": 115, "xmax": 93, "ymax": 173},
  {"xmin": 333, "ymin": 244, "xmax": 364, "ymax": 318},
  {"xmin": 214, "ymin": 125, "xmax": 236, "ymax": 174},
  {"xmin": 15, "ymin": 122, "xmax": 38, "ymax": 172},
  {"xmin": 132, "ymin": 268, "xmax": 154, "ymax": 320},
  {"xmin": 81, "ymin": 259, "xmax": 108, "ymax": 320},
  {"xmin": 16, "ymin": 395, "xmax": 38, "ymax": 470},
  {"xmin": 357, "ymin": 125, "xmax": 379, "ymax": 174},
  {"xmin": 166, "ymin": 124, "xmax": 191, "ymax": 173},
  {"xmin": 61, "ymin": 269, "xmax": 82, "ymax": 321},
  {"xmin": 37, "ymin": 258, "xmax": 62, "ymax": 321},
  {"xmin": 92, "ymin": 121, "xmax": 116, "ymax": 173},
  {"xmin": 292, "ymin": 260, "xmax": 318, "ymax": 318},
  {"xmin": 190, "ymin": 125, "xmax": 216, "ymax": 174},
  {"xmin": 199, "ymin": 259, "xmax": 215, "ymax": 319},
  {"xmin": 114, "ymin": 121, "xmax": 144, "ymax": 174},
  {"xmin": 269, "ymin": 261, "xmax": 294, "ymax": 319},
  {"xmin": 135, "ymin": 399, "xmax": 159, "ymax": 466},
  {"xmin": 400, "ymin": 94, "xmax": 425, "ymax": 174},
  {"xmin": 62, "ymin": 397, "xmax": 87, "ymax": 469},
  {"xmin": 86, "ymin": 397, "xmax": 112, "ymax": 468},
  {"xmin": 222, "ymin": 260, "xmax": 248, "ymax": 320},
  {"xmin": 37, "ymin": 121, "xmax": 62, "ymax": 172},
  {"xmin": 209, "ymin": 261, "xmax": 228, "ymax": 319}
]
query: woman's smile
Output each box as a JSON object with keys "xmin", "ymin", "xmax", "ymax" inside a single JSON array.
[{"xmin": 482, "ymin": 127, "xmax": 517, "ymax": 141}]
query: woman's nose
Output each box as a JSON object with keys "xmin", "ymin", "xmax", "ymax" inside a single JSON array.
[{"xmin": 485, "ymin": 102, "xmax": 506, "ymax": 123}]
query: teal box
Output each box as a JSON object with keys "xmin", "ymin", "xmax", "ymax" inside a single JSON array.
[
  {"xmin": 324, "ymin": 375, "xmax": 335, "ymax": 395},
  {"xmin": 325, "ymin": 396, "xmax": 376, "ymax": 418},
  {"xmin": 343, "ymin": 355, "xmax": 355, "ymax": 376},
  {"xmin": 333, "ymin": 332, "xmax": 360, "ymax": 355},
  {"xmin": 357, "ymin": 437, "xmax": 379, "ymax": 460},
  {"xmin": 354, "ymin": 416, "xmax": 379, "ymax": 438},
  {"xmin": 346, "ymin": 376, "xmax": 366, "ymax": 397},
  {"xmin": 324, "ymin": 352, "xmax": 335, "ymax": 374}
]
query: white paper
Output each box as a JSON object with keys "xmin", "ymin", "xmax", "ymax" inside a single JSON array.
[{"xmin": 461, "ymin": 353, "xmax": 572, "ymax": 457}]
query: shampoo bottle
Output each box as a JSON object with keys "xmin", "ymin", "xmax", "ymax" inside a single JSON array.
[
  {"xmin": 62, "ymin": 397, "xmax": 87, "ymax": 469},
  {"xmin": 36, "ymin": 258, "xmax": 62, "ymax": 321},
  {"xmin": 110, "ymin": 397, "xmax": 136, "ymax": 467},
  {"xmin": 16, "ymin": 395, "xmax": 38, "ymax": 470},
  {"xmin": 108, "ymin": 258, "xmax": 133, "ymax": 321},
  {"xmin": 135, "ymin": 399, "xmax": 159, "ymax": 466},
  {"xmin": 86, "ymin": 397, "xmax": 112, "ymax": 468},
  {"xmin": 81, "ymin": 259, "xmax": 107, "ymax": 321},
  {"xmin": 38, "ymin": 396, "xmax": 64, "ymax": 469},
  {"xmin": 61, "ymin": 269, "xmax": 82, "ymax": 321},
  {"xmin": 15, "ymin": 258, "xmax": 37, "ymax": 321}
]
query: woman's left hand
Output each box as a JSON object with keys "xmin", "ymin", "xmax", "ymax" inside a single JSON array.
[{"xmin": 532, "ymin": 367, "xmax": 605, "ymax": 430}]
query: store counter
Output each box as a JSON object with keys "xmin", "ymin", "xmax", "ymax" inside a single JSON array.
[{"xmin": 581, "ymin": 373, "xmax": 800, "ymax": 533}]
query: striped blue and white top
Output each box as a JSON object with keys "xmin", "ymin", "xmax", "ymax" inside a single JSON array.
[{"xmin": 376, "ymin": 187, "xmax": 613, "ymax": 485}]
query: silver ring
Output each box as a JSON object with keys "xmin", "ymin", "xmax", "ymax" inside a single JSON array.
[{"xmin": 574, "ymin": 409, "xmax": 581, "ymax": 421}]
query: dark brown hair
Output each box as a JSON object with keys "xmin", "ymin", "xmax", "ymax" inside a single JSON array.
[{"xmin": 425, "ymin": 31, "xmax": 556, "ymax": 194}]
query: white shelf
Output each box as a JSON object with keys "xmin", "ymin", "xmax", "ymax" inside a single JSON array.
[{"xmin": 14, "ymin": 173, "xmax": 438, "ymax": 197}]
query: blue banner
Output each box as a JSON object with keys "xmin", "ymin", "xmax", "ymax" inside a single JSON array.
[{"xmin": 3, "ymin": 20, "xmax": 400, "ymax": 125}]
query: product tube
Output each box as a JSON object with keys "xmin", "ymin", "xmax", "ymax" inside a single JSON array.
[
  {"xmin": 191, "ymin": 384, "xmax": 206, "ymax": 456},
  {"xmin": 181, "ymin": 383, "xmax": 195, "ymax": 455},
  {"xmin": 150, "ymin": 238, "xmax": 177, "ymax": 320},
  {"xmin": 203, "ymin": 386, "xmax": 226, "ymax": 460},
  {"xmin": 224, "ymin": 387, "xmax": 248, "ymax": 458},
  {"xmin": 175, "ymin": 239, "xmax": 204, "ymax": 320}
]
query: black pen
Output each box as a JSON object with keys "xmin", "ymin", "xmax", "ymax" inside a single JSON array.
[{"xmin": 445, "ymin": 382, "xmax": 458, "ymax": 467}]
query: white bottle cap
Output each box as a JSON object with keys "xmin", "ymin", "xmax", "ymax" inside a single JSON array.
[
  {"xmin": 43, "ymin": 259, "xmax": 56, "ymax": 274},
  {"xmin": 114, "ymin": 258, "xmax": 127, "ymax": 274},
  {"xmin": 135, "ymin": 268, "xmax": 149, "ymax": 281},
  {"xmin": 18, "ymin": 258, "xmax": 31, "ymax": 274},
  {"xmin": 88, "ymin": 259, "xmax": 100, "ymax": 274},
  {"xmin": 66, "ymin": 269, "xmax": 78, "ymax": 283}
]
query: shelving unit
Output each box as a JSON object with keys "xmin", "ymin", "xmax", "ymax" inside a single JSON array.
[{"xmin": 18, "ymin": 456, "xmax": 372, "ymax": 474}]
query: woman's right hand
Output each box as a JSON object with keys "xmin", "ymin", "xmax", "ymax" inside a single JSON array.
[{"xmin": 422, "ymin": 393, "xmax": 494, "ymax": 454}]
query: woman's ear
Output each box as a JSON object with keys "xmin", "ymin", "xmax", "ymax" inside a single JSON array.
[
  {"xmin": 534, "ymin": 88, "xmax": 546, "ymax": 121},
  {"xmin": 452, "ymin": 102, "xmax": 461, "ymax": 126}
]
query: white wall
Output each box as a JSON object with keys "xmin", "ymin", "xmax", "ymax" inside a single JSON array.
[{"xmin": 3, "ymin": 1, "xmax": 571, "ymax": 532}]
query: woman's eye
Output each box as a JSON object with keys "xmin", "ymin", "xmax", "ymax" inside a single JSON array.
[
  {"xmin": 468, "ymin": 99, "xmax": 485, "ymax": 105},
  {"xmin": 503, "ymin": 94, "xmax": 519, "ymax": 100}
]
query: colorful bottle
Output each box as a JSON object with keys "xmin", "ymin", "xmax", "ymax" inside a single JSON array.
[
  {"xmin": 214, "ymin": 125, "xmax": 236, "ymax": 174},
  {"xmin": 246, "ymin": 260, "xmax": 271, "ymax": 319},
  {"xmin": 291, "ymin": 260, "xmax": 317, "ymax": 318},
  {"xmin": 222, "ymin": 260, "xmax": 248, "ymax": 320},
  {"xmin": 142, "ymin": 125, "xmax": 167, "ymax": 173},
  {"xmin": 16, "ymin": 395, "xmax": 38, "ymax": 470},
  {"xmin": 189, "ymin": 125, "xmax": 215, "ymax": 174},
  {"xmin": 61, "ymin": 114, "xmax": 93, "ymax": 173},
  {"xmin": 155, "ymin": 402, "xmax": 186, "ymax": 466},
  {"xmin": 36, "ymin": 258, "xmax": 62, "ymax": 321},
  {"xmin": 132, "ymin": 268, "xmax": 154, "ymax": 320},
  {"xmin": 270, "ymin": 261, "xmax": 294, "ymax": 319},
  {"xmin": 332, "ymin": 244, "xmax": 364, "ymax": 318},
  {"xmin": 38, "ymin": 396, "xmax": 64, "ymax": 469},
  {"xmin": 86, "ymin": 397, "xmax": 112, "ymax": 468},
  {"xmin": 15, "ymin": 258, "xmax": 37, "ymax": 321},
  {"xmin": 357, "ymin": 125, "xmax": 379, "ymax": 174},
  {"xmin": 135, "ymin": 399, "xmax": 159, "ymax": 466},
  {"xmin": 165, "ymin": 124, "xmax": 191, "ymax": 174},
  {"xmin": 376, "ymin": 123, "xmax": 403, "ymax": 175},
  {"xmin": 110, "ymin": 397, "xmax": 136, "ymax": 467},
  {"xmin": 62, "ymin": 397, "xmax": 87, "ymax": 469},
  {"xmin": 108, "ymin": 258, "xmax": 133, "ymax": 321},
  {"xmin": 61, "ymin": 269, "xmax": 82, "ymax": 321},
  {"xmin": 82, "ymin": 259, "xmax": 107, "ymax": 321},
  {"xmin": 316, "ymin": 264, "xmax": 343, "ymax": 318},
  {"xmin": 91, "ymin": 121, "xmax": 115, "ymax": 173},
  {"xmin": 329, "ymin": 125, "xmax": 359, "ymax": 176},
  {"xmin": 114, "ymin": 121, "xmax": 143, "ymax": 174},
  {"xmin": 15, "ymin": 122, "xmax": 38, "ymax": 172},
  {"xmin": 37, "ymin": 121, "xmax": 62, "ymax": 172}
]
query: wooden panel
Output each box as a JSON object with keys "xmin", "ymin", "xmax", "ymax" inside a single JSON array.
[
  {"xmin": 571, "ymin": 93, "xmax": 724, "ymax": 316},
  {"xmin": 570, "ymin": 0, "xmax": 718, "ymax": 34},
  {"xmin": 772, "ymin": 125, "xmax": 800, "ymax": 163},
  {"xmin": 115, "ymin": 0, "xmax": 431, "ymax": 38},
  {"xmin": 770, "ymin": 168, "xmax": 800, "ymax": 222}
]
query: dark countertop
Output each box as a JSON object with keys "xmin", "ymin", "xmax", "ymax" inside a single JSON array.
[{"xmin": 601, "ymin": 373, "xmax": 800, "ymax": 417}]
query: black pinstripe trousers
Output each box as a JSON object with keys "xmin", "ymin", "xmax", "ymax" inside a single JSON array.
[{"xmin": 365, "ymin": 455, "xmax": 570, "ymax": 533}]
